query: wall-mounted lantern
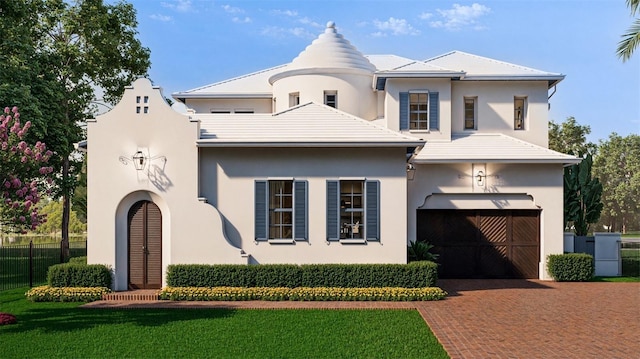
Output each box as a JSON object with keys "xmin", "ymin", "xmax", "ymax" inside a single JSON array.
[
  {"xmin": 407, "ymin": 163, "xmax": 416, "ymax": 180},
  {"xmin": 476, "ymin": 170, "xmax": 486, "ymax": 187},
  {"xmin": 132, "ymin": 150, "xmax": 146, "ymax": 171}
]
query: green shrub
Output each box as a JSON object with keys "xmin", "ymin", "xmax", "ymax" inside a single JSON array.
[
  {"xmin": 47, "ymin": 263, "xmax": 112, "ymax": 288},
  {"xmin": 166, "ymin": 261, "xmax": 438, "ymax": 288},
  {"xmin": 547, "ymin": 253, "xmax": 594, "ymax": 281},
  {"xmin": 68, "ymin": 256, "xmax": 87, "ymax": 265}
]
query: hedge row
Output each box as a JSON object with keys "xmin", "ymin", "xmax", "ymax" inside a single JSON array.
[
  {"xmin": 547, "ymin": 253, "xmax": 594, "ymax": 281},
  {"xmin": 160, "ymin": 286, "xmax": 447, "ymax": 301},
  {"xmin": 47, "ymin": 263, "xmax": 112, "ymax": 288},
  {"xmin": 166, "ymin": 261, "xmax": 438, "ymax": 288}
]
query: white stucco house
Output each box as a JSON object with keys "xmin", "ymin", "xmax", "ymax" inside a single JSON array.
[{"xmin": 87, "ymin": 22, "xmax": 580, "ymax": 290}]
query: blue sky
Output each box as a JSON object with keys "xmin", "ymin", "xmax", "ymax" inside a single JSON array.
[{"xmin": 127, "ymin": 0, "xmax": 639, "ymax": 143}]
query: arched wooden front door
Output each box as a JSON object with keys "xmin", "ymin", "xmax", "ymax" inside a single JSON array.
[{"xmin": 128, "ymin": 200, "xmax": 162, "ymax": 289}]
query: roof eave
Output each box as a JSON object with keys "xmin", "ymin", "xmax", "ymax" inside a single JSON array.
[
  {"xmin": 458, "ymin": 75, "xmax": 565, "ymax": 88},
  {"xmin": 172, "ymin": 92, "xmax": 273, "ymax": 100},
  {"xmin": 374, "ymin": 71, "xmax": 466, "ymax": 90},
  {"xmin": 197, "ymin": 140, "xmax": 426, "ymax": 148},
  {"xmin": 413, "ymin": 158, "xmax": 581, "ymax": 165}
]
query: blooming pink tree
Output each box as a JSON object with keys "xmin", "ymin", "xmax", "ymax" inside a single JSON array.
[{"xmin": 0, "ymin": 106, "xmax": 53, "ymax": 233}]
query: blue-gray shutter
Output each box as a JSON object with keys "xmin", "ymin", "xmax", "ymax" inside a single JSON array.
[
  {"xmin": 254, "ymin": 181, "xmax": 268, "ymax": 240},
  {"xmin": 399, "ymin": 92, "xmax": 409, "ymax": 130},
  {"xmin": 429, "ymin": 92, "xmax": 439, "ymax": 130},
  {"xmin": 294, "ymin": 180, "xmax": 307, "ymax": 240},
  {"xmin": 365, "ymin": 180, "xmax": 380, "ymax": 241},
  {"xmin": 326, "ymin": 180, "xmax": 339, "ymax": 241}
]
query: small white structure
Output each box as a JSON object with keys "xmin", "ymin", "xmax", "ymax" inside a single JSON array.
[{"xmin": 87, "ymin": 22, "xmax": 580, "ymax": 290}]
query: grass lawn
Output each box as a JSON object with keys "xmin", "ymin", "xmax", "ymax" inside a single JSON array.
[{"xmin": 0, "ymin": 288, "xmax": 448, "ymax": 359}]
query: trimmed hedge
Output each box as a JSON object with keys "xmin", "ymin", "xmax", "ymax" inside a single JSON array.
[
  {"xmin": 68, "ymin": 256, "xmax": 87, "ymax": 265},
  {"xmin": 167, "ymin": 261, "xmax": 438, "ymax": 288},
  {"xmin": 47, "ymin": 263, "xmax": 112, "ymax": 288},
  {"xmin": 547, "ymin": 253, "xmax": 594, "ymax": 281},
  {"xmin": 26, "ymin": 286, "xmax": 111, "ymax": 302}
]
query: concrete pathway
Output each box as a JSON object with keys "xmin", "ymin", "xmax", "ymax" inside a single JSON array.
[{"xmin": 83, "ymin": 280, "xmax": 640, "ymax": 359}]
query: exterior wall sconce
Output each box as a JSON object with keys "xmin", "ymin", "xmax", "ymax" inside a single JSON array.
[
  {"xmin": 132, "ymin": 151, "xmax": 146, "ymax": 171},
  {"xmin": 476, "ymin": 170, "xmax": 486, "ymax": 187},
  {"xmin": 407, "ymin": 163, "xmax": 416, "ymax": 180}
]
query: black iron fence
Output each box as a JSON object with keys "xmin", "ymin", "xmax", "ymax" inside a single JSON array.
[{"xmin": 0, "ymin": 241, "xmax": 86, "ymax": 291}]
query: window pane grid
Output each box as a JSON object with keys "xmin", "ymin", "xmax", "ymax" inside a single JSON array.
[
  {"xmin": 409, "ymin": 93, "xmax": 429, "ymax": 130},
  {"xmin": 269, "ymin": 181, "xmax": 293, "ymax": 239},
  {"xmin": 340, "ymin": 181, "xmax": 364, "ymax": 239}
]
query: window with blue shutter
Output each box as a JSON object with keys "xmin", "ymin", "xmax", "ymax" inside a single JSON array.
[
  {"xmin": 294, "ymin": 181, "xmax": 308, "ymax": 240},
  {"xmin": 429, "ymin": 92, "xmax": 439, "ymax": 130},
  {"xmin": 254, "ymin": 181, "xmax": 268, "ymax": 240},
  {"xmin": 255, "ymin": 180, "xmax": 307, "ymax": 241},
  {"xmin": 399, "ymin": 92, "xmax": 409, "ymax": 130},
  {"xmin": 326, "ymin": 180, "xmax": 340, "ymax": 241},
  {"xmin": 365, "ymin": 180, "xmax": 380, "ymax": 241},
  {"xmin": 327, "ymin": 180, "xmax": 380, "ymax": 242}
]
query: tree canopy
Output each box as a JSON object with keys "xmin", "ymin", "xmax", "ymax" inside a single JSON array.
[
  {"xmin": 593, "ymin": 133, "xmax": 640, "ymax": 233},
  {"xmin": 548, "ymin": 117, "xmax": 596, "ymax": 156},
  {"xmin": 0, "ymin": 0, "xmax": 150, "ymax": 246}
]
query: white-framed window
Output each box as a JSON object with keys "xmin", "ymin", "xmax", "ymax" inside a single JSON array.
[
  {"xmin": 409, "ymin": 92, "xmax": 429, "ymax": 130},
  {"xmin": 464, "ymin": 97, "xmax": 477, "ymax": 130},
  {"xmin": 514, "ymin": 97, "xmax": 526, "ymax": 130},
  {"xmin": 399, "ymin": 91, "xmax": 439, "ymax": 131},
  {"xmin": 255, "ymin": 180, "xmax": 307, "ymax": 241},
  {"xmin": 324, "ymin": 91, "xmax": 337, "ymax": 108},
  {"xmin": 326, "ymin": 180, "xmax": 379, "ymax": 242},
  {"xmin": 289, "ymin": 92, "xmax": 300, "ymax": 108}
]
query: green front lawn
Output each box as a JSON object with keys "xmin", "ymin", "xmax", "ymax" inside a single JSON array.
[{"xmin": 0, "ymin": 288, "xmax": 448, "ymax": 359}]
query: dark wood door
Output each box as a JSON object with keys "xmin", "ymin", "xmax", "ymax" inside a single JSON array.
[
  {"xmin": 417, "ymin": 209, "xmax": 540, "ymax": 279},
  {"xmin": 128, "ymin": 200, "xmax": 162, "ymax": 289}
]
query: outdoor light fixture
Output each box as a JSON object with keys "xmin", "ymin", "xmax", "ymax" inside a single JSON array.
[
  {"xmin": 407, "ymin": 163, "xmax": 416, "ymax": 180},
  {"xmin": 476, "ymin": 170, "xmax": 486, "ymax": 186},
  {"xmin": 132, "ymin": 151, "xmax": 145, "ymax": 171}
]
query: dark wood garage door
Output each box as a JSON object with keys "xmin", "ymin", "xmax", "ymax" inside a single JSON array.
[
  {"xmin": 128, "ymin": 200, "xmax": 162, "ymax": 289},
  {"xmin": 417, "ymin": 209, "xmax": 540, "ymax": 279}
]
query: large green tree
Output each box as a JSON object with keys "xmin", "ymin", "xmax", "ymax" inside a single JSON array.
[
  {"xmin": 617, "ymin": 0, "xmax": 640, "ymax": 61},
  {"xmin": 548, "ymin": 117, "xmax": 596, "ymax": 156},
  {"xmin": 564, "ymin": 154, "xmax": 604, "ymax": 236},
  {"xmin": 593, "ymin": 133, "xmax": 640, "ymax": 233},
  {"xmin": 0, "ymin": 0, "xmax": 150, "ymax": 255}
]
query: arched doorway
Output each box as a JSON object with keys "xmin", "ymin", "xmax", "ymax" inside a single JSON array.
[{"xmin": 128, "ymin": 200, "xmax": 162, "ymax": 289}]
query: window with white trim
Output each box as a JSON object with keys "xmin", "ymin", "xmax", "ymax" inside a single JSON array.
[
  {"xmin": 514, "ymin": 97, "xmax": 526, "ymax": 130},
  {"xmin": 255, "ymin": 180, "xmax": 307, "ymax": 241},
  {"xmin": 326, "ymin": 180, "xmax": 379, "ymax": 241},
  {"xmin": 409, "ymin": 93, "xmax": 429, "ymax": 130},
  {"xmin": 399, "ymin": 91, "xmax": 439, "ymax": 131},
  {"xmin": 324, "ymin": 91, "xmax": 337, "ymax": 108},
  {"xmin": 464, "ymin": 97, "xmax": 477, "ymax": 130}
]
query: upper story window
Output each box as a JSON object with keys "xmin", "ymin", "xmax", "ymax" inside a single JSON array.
[
  {"xmin": 464, "ymin": 97, "xmax": 477, "ymax": 130},
  {"xmin": 289, "ymin": 92, "xmax": 300, "ymax": 108},
  {"xmin": 324, "ymin": 91, "xmax": 337, "ymax": 108},
  {"xmin": 399, "ymin": 91, "xmax": 439, "ymax": 132},
  {"xmin": 514, "ymin": 97, "xmax": 526, "ymax": 130}
]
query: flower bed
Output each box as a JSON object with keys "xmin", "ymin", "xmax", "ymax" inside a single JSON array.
[
  {"xmin": 159, "ymin": 286, "xmax": 447, "ymax": 301},
  {"xmin": 25, "ymin": 286, "xmax": 111, "ymax": 302},
  {"xmin": 0, "ymin": 312, "xmax": 17, "ymax": 325}
]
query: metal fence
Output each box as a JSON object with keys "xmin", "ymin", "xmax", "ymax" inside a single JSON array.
[{"xmin": 0, "ymin": 241, "xmax": 86, "ymax": 291}]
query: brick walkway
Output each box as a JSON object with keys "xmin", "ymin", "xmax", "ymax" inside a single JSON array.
[{"xmin": 83, "ymin": 280, "xmax": 640, "ymax": 359}]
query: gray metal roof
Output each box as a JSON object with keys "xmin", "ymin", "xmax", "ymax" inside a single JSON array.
[
  {"xmin": 413, "ymin": 133, "xmax": 581, "ymax": 164},
  {"xmin": 196, "ymin": 102, "xmax": 425, "ymax": 147}
]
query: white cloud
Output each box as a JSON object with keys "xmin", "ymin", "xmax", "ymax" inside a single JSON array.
[
  {"xmin": 372, "ymin": 17, "xmax": 420, "ymax": 36},
  {"xmin": 222, "ymin": 4, "xmax": 244, "ymax": 14},
  {"xmin": 160, "ymin": 0, "xmax": 192, "ymax": 13},
  {"xmin": 271, "ymin": 9, "xmax": 298, "ymax": 17},
  {"xmin": 149, "ymin": 14, "xmax": 172, "ymax": 22},
  {"xmin": 261, "ymin": 26, "xmax": 315, "ymax": 39},
  {"xmin": 419, "ymin": 12, "xmax": 433, "ymax": 20},
  {"xmin": 429, "ymin": 3, "xmax": 491, "ymax": 31},
  {"xmin": 298, "ymin": 17, "xmax": 322, "ymax": 28},
  {"xmin": 232, "ymin": 16, "xmax": 252, "ymax": 24}
]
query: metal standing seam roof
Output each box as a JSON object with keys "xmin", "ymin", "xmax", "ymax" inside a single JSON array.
[
  {"xmin": 413, "ymin": 133, "xmax": 581, "ymax": 164},
  {"xmin": 196, "ymin": 102, "xmax": 425, "ymax": 147}
]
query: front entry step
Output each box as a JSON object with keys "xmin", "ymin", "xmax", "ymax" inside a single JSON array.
[{"xmin": 103, "ymin": 290, "xmax": 160, "ymax": 301}]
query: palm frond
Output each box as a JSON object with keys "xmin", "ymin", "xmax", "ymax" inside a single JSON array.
[
  {"xmin": 617, "ymin": 18, "xmax": 640, "ymax": 62},
  {"xmin": 628, "ymin": 0, "xmax": 640, "ymax": 16}
]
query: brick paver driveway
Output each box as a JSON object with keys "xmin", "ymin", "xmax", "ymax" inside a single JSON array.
[{"xmin": 417, "ymin": 280, "xmax": 640, "ymax": 359}]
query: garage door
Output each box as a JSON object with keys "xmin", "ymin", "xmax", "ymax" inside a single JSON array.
[{"xmin": 417, "ymin": 209, "xmax": 540, "ymax": 279}]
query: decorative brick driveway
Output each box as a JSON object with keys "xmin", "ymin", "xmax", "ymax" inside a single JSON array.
[
  {"xmin": 84, "ymin": 280, "xmax": 640, "ymax": 358},
  {"xmin": 417, "ymin": 280, "xmax": 640, "ymax": 359}
]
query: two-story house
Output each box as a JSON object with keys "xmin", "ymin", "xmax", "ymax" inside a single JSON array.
[{"xmin": 87, "ymin": 22, "xmax": 579, "ymax": 290}]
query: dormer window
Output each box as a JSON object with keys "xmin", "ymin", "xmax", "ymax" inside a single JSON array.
[{"xmin": 324, "ymin": 91, "xmax": 337, "ymax": 108}]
